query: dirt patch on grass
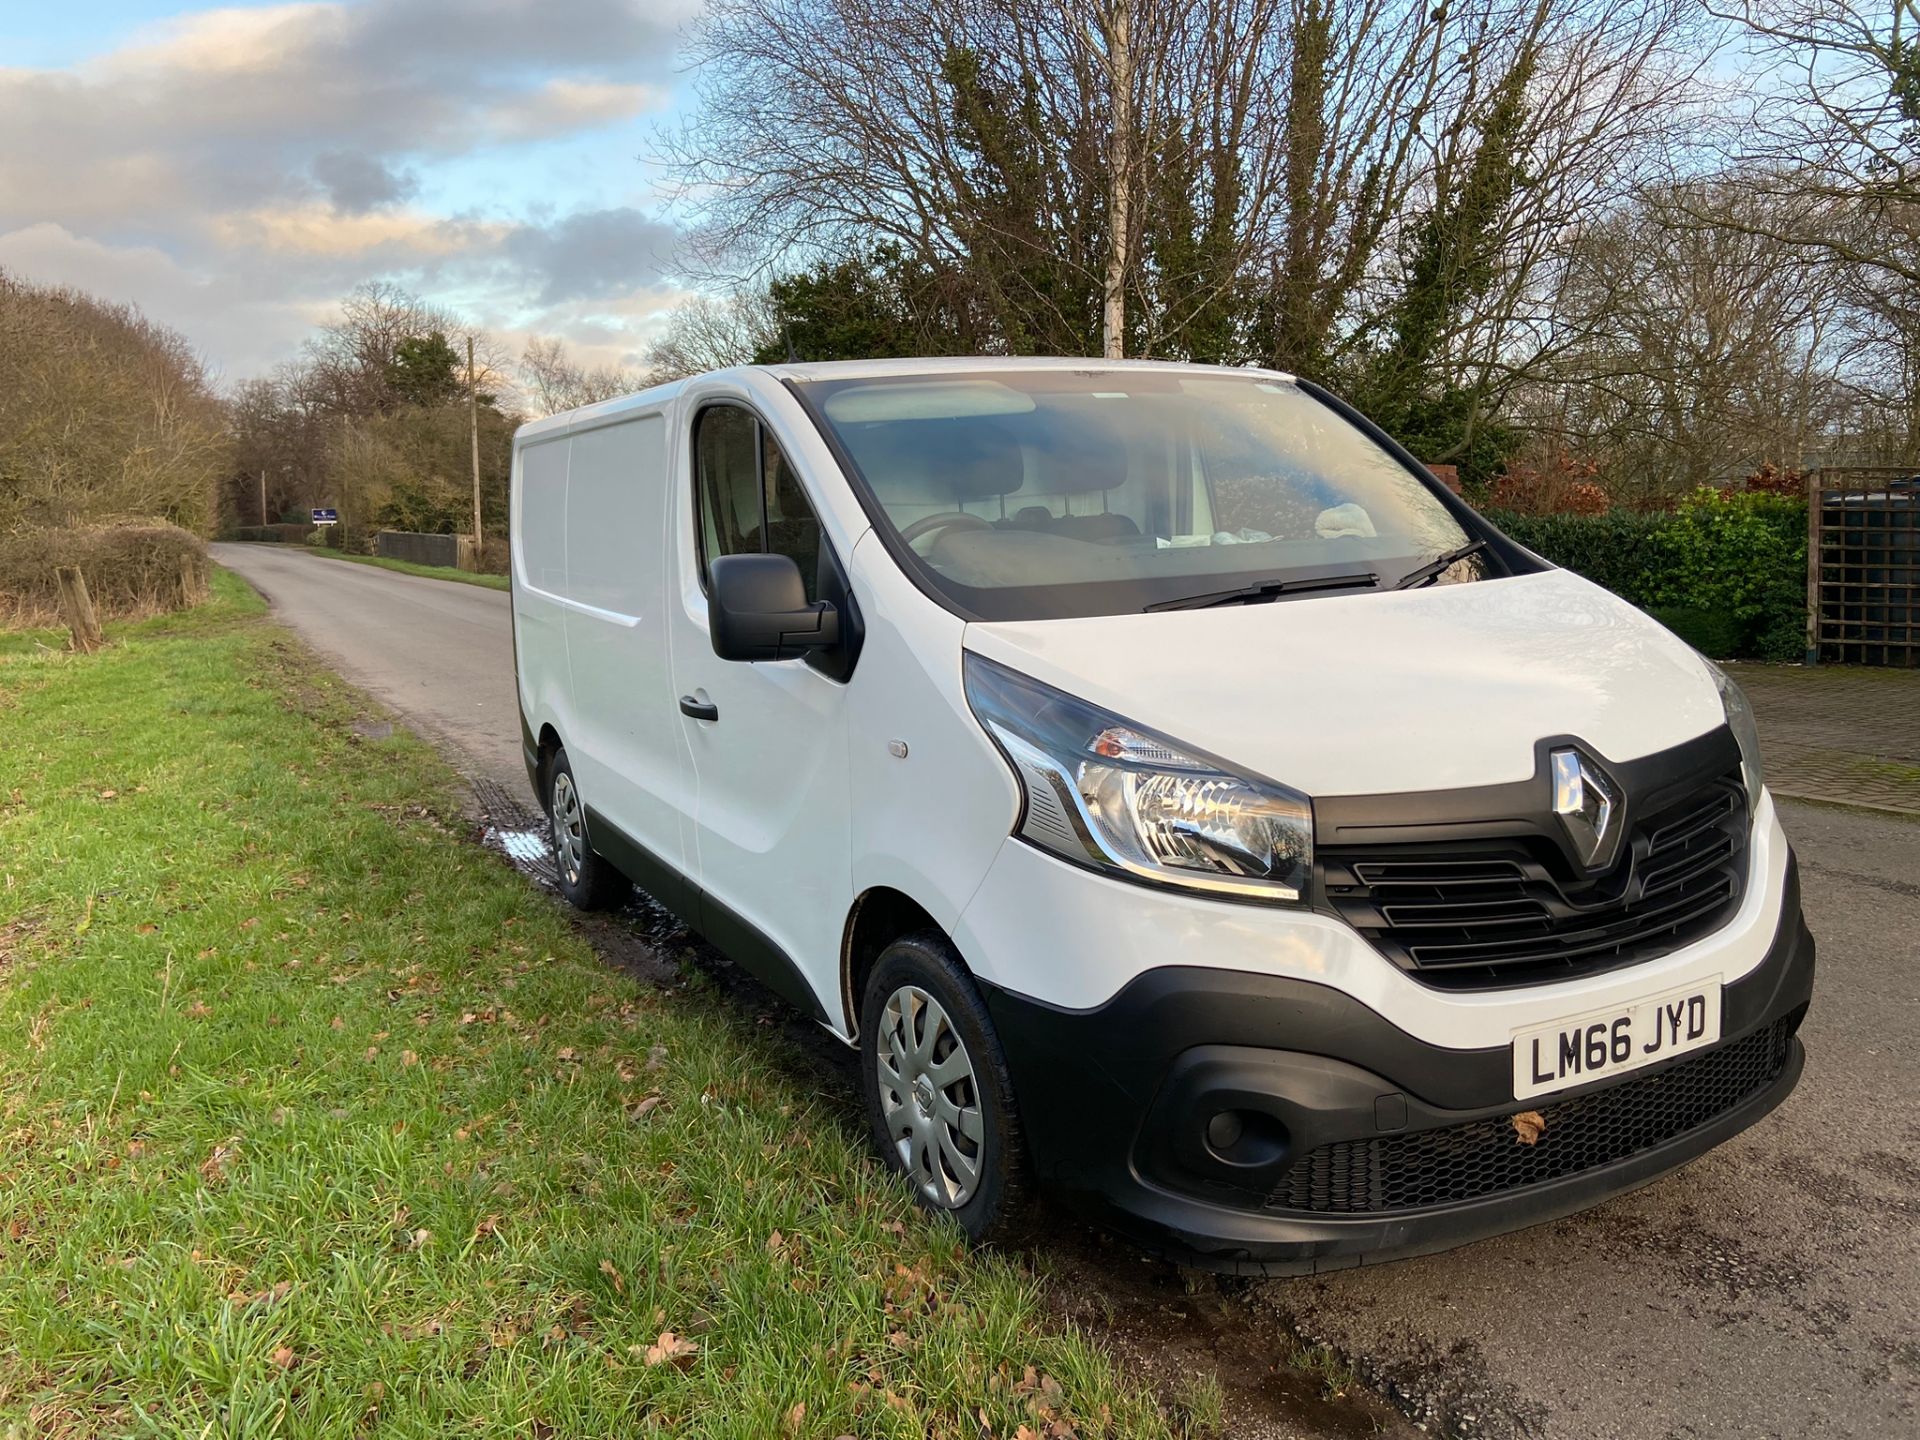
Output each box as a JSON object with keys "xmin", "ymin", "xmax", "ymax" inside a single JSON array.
[{"xmin": 1042, "ymin": 1244, "xmax": 1420, "ymax": 1439}]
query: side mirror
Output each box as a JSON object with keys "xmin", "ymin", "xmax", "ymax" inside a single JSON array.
[{"xmin": 708, "ymin": 553, "xmax": 841, "ymax": 662}]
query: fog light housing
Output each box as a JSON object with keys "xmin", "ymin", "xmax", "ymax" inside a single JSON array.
[
  {"xmin": 1205, "ymin": 1110, "xmax": 1245, "ymax": 1151},
  {"xmin": 1203, "ymin": 1108, "xmax": 1290, "ymax": 1167}
]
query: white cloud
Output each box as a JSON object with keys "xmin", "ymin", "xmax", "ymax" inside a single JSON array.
[
  {"xmin": 0, "ymin": 0, "xmax": 697, "ymax": 380},
  {"xmin": 0, "ymin": 222, "xmax": 329, "ymax": 380},
  {"xmin": 488, "ymin": 79, "xmax": 670, "ymax": 142}
]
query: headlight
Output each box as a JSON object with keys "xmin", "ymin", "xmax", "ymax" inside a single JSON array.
[
  {"xmin": 1708, "ymin": 661, "xmax": 1764, "ymax": 810},
  {"xmin": 963, "ymin": 653, "xmax": 1312, "ymax": 901}
]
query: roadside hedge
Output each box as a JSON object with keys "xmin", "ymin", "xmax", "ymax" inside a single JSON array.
[
  {"xmin": 0, "ymin": 521, "xmax": 209, "ymax": 627},
  {"xmin": 1486, "ymin": 491, "xmax": 1807, "ymax": 661}
]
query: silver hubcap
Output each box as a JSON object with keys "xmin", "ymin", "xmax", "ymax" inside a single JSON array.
[
  {"xmin": 551, "ymin": 770, "xmax": 585, "ymax": 886},
  {"xmin": 876, "ymin": 984, "xmax": 984, "ymax": 1209}
]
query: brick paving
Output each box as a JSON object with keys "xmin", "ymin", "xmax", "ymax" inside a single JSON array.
[{"xmin": 1725, "ymin": 662, "xmax": 1920, "ymax": 814}]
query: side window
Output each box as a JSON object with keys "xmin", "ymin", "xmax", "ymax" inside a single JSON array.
[
  {"xmin": 694, "ymin": 404, "xmax": 759, "ymax": 570},
  {"xmin": 760, "ymin": 428, "xmax": 822, "ymax": 602},
  {"xmin": 693, "ymin": 404, "xmax": 824, "ymax": 603}
]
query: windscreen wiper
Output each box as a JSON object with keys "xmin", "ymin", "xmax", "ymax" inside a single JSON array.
[
  {"xmin": 1393, "ymin": 539, "xmax": 1487, "ymax": 591},
  {"xmin": 1144, "ymin": 569, "xmax": 1381, "ymax": 612}
]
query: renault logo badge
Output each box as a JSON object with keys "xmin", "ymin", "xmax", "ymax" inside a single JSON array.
[{"xmin": 1551, "ymin": 748, "xmax": 1621, "ymax": 870}]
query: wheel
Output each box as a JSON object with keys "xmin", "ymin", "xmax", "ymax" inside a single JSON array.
[
  {"xmin": 859, "ymin": 932, "xmax": 1031, "ymax": 1243},
  {"xmin": 545, "ymin": 747, "xmax": 629, "ymax": 911}
]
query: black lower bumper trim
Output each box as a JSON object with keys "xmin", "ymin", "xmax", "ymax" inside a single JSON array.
[{"xmin": 978, "ymin": 854, "xmax": 1814, "ymax": 1273}]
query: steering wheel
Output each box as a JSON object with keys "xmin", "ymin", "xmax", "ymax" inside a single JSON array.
[{"xmin": 900, "ymin": 511, "xmax": 994, "ymax": 550}]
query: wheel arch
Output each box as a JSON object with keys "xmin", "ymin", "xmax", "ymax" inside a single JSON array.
[
  {"xmin": 840, "ymin": 886, "xmax": 952, "ymax": 1039},
  {"xmin": 532, "ymin": 723, "xmax": 564, "ymax": 808}
]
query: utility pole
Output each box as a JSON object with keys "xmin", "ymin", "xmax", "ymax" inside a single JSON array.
[
  {"xmin": 1099, "ymin": 0, "xmax": 1132, "ymax": 361},
  {"xmin": 468, "ymin": 334, "xmax": 484, "ymax": 549},
  {"xmin": 259, "ymin": 469, "xmax": 268, "ymax": 526}
]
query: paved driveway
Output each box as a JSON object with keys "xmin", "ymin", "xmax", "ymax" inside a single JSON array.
[
  {"xmin": 1729, "ymin": 663, "xmax": 1920, "ymax": 814},
  {"xmin": 210, "ymin": 546, "xmax": 1920, "ymax": 1440}
]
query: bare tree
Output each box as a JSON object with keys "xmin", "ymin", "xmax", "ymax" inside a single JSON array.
[
  {"xmin": 668, "ymin": 0, "xmax": 1699, "ymax": 379},
  {"xmin": 0, "ymin": 268, "xmax": 227, "ymax": 534},
  {"xmin": 1706, "ymin": 0, "xmax": 1920, "ymax": 285},
  {"xmin": 519, "ymin": 337, "xmax": 647, "ymax": 415},
  {"xmin": 1510, "ymin": 182, "xmax": 1850, "ymax": 498},
  {"xmin": 640, "ymin": 292, "xmax": 781, "ymax": 381}
]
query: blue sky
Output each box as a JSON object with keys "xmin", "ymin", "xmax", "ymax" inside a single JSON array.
[{"xmin": 0, "ymin": 0, "xmax": 704, "ymax": 382}]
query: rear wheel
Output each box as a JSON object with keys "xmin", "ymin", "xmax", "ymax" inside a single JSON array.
[
  {"xmin": 545, "ymin": 748, "xmax": 629, "ymax": 911},
  {"xmin": 859, "ymin": 932, "xmax": 1031, "ymax": 1243}
]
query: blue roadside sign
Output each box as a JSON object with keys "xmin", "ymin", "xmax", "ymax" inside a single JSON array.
[{"xmin": 312, "ymin": 508, "xmax": 339, "ymax": 525}]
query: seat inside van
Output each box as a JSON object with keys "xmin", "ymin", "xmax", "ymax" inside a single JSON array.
[{"xmin": 846, "ymin": 405, "xmax": 1143, "ymax": 547}]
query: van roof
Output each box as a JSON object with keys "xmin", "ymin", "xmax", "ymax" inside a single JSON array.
[
  {"xmin": 760, "ymin": 355, "xmax": 1292, "ymax": 384},
  {"xmin": 514, "ymin": 355, "xmax": 1294, "ymax": 442}
]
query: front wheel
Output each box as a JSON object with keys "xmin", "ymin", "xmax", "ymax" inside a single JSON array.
[{"xmin": 859, "ymin": 932, "xmax": 1031, "ymax": 1243}]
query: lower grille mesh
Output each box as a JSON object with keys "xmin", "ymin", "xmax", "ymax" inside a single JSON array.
[{"xmin": 1266, "ymin": 1012, "xmax": 1800, "ymax": 1215}]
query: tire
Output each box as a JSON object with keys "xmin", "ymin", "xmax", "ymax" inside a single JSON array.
[
  {"xmin": 545, "ymin": 747, "xmax": 630, "ymax": 912},
  {"xmin": 859, "ymin": 931, "xmax": 1032, "ymax": 1244}
]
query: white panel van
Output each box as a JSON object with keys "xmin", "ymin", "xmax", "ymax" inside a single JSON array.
[{"xmin": 509, "ymin": 359, "xmax": 1814, "ymax": 1273}]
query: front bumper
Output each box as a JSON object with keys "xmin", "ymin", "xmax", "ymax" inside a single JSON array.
[{"xmin": 979, "ymin": 856, "xmax": 1815, "ymax": 1275}]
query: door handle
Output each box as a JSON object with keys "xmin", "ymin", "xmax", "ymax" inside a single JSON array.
[{"xmin": 678, "ymin": 695, "xmax": 719, "ymax": 722}]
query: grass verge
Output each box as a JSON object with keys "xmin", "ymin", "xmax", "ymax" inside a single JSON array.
[
  {"xmin": 0, "ymin": 571, "xmax": 1184, "ymax": 1438},
  {"xmin": 304, "ymin": 547, "xmax": 511, "ymax": 590}
]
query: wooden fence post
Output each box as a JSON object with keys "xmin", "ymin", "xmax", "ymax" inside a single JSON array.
[
  {"xmin": 55, "ymin": 566, "xmax": 104, "ymax": 653},
  {"xmin": 179, "ymin": 553, "xmax": 204, "ymax": 609},
  {"xmin": 1805, "ymin": 469, "xmax": 1821, "ymax": 666}
]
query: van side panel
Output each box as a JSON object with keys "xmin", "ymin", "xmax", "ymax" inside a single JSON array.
[
  {"xmin": 512, "ymin": 432, "xmax": 574, "ymax": 774},
  {"xmin": 560, "ymin": 414, "xmax": 688, "ymax": 883},
  {"xmin": 843, "ymin": 531, "xmax": 1022, "ymax": 1027}
]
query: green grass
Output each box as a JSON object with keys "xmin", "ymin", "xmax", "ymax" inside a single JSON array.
[
  {"xmin": 0, "ymin": 571, "xmax": 1181, "ymax": 1438},
  {"xmin": 304, "ymin": 547, "xmax": 511, "ymax": 590}
]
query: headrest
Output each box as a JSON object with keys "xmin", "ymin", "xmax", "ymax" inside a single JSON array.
[
  {"xmin": 1025, "ymin": 419, "xmax": 1129, "ymax": 494},
  {"xmin": 928, "ymin": 421, "xmax": 1026, "ymax": 502}
]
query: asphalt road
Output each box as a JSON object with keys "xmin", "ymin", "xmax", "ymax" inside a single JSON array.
[
  {"xmin": 213, "ymin": 545, "xmax": 1920, "ymax": 1440},
  {"xmin": 210, "ymin": 544, "xmax": 525, "ymax": 788}
]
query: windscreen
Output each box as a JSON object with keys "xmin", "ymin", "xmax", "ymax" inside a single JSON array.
[{"xmin": 796, "ymin": 370, "xmax": 1476, "ymax": 620}]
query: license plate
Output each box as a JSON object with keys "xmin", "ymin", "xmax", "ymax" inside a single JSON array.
[{"xmin": 1512, "ymin": 981, "xmax": 1723, "ymax": 1101}]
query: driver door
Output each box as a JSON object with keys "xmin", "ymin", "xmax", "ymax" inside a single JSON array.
[{"xmin": 665, "ymin": 401, "xmax": 853, "ymax": 1021}]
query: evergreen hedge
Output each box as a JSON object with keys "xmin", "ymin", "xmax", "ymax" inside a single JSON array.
[{"xmin": 1485, "ymin": 491, "xmax": 1807, "ymax": 661}]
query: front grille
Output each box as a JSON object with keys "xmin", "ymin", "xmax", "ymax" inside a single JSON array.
[
  {"xmin": 1265, "ymin": 1012, "xmax": 1799, "ymax": 1215},
  {"xmin": 1320, "ymin": 774, "xmax": 1748, "ymax": 989}
]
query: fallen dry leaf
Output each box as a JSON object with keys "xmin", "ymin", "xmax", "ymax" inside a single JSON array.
[
  {"xmin": 599, "ymin": 1258, "xmax": 625, "ymax": 1295},
  {"xmin": 270, "ymin": 1345, "xmax": 295, "ymax": 1369},
  {"xmin": 199, "ymin": 1140, "xmax": 239, "ymax": 1184},
  {"xmin": 1511, "ymin": 1110, "xmax": 1547, "ymax": 1146},
  {"xmin": 643, "ymin": 1331, "xmax": 697, "ymax": 1368}
]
